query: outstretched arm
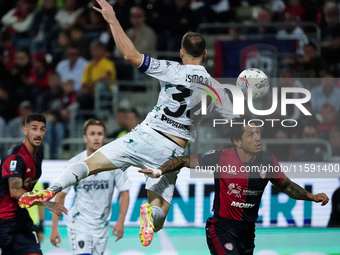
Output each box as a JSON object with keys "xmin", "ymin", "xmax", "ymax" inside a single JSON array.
[
  {"xmin": 271, "ymin": 177, "xmax": 329, "ymax": 206},
  {"xmin": 93, "ymin": 0, "xmax": 143, "ymax": 67},
  {"xmin": 138, "ymin": 154, "xmax": 200, "ymax": 177}
]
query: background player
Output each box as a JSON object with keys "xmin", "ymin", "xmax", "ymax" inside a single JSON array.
[
  {"xmin": 0, "ymin": 114, "xmax": 67, "ymax": 255},
  {"xmin": 19, "ymin": 0, "xmax": 235, "ymax": 247},
  {"xmin": 50, "ymin": 119, "xmax": 129, "ymax": 255},
  {"xmin": 139, "ymin": 117, "xmax": 329, "ymax": 254}
]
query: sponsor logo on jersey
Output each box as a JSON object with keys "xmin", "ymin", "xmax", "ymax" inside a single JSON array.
[
  {"xmin": 204, "ymin": 150, "xmax": 216, "ymax": 155},
  {"xmin": 231, "ymin": 201, "xmax": 255, "ymax": 208},
  {"xmin": 124, "ymin": 139, "xmax": 139, "ymax": 153},
  {"xmin": 161, "ymin": 114, "xmax": 190, "ymax": 131},
  {"xmin": 224, "ymin": 243, "xmax": 233, "ymax": 251},
  {"xmin": 83, "ymin": 180, "xmax": 109, "ymax": 192},
  {"xmin": 9, "ymin": 160, "xmax": 17, "ymax": 171}
]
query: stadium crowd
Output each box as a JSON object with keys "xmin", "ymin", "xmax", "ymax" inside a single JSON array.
[{"xmin": 1, "ymin": 0, "xmax": 340, "ymax": 160}]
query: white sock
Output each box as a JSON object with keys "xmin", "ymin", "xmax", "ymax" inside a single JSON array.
[
  {"xmin": 151, "ymin": 206, "xmax": 166, "ymax": 232},
  {"xmin": 48, "ymin": 162, "xmax": 90, "ymax": 193}
]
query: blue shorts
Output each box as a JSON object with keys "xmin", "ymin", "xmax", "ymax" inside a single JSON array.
[
  {"xmin": 0, "ymin": 218, "xmax": 42, "ymax": 255},
  {"xmin": 206, "ymin": 215, "xmax": 255, "ymax": 255}
]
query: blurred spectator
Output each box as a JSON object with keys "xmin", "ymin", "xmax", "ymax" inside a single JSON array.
[
  {"xmin": 55, "ymin": 0, "xmax": 83, "ymax": 30},
  {"xmin": 56, "ymin": 45, "xmax": 88, "ymax": 93},
  {"xmin": 283, "ymin": 0, "xmax": 305, "ymax": 21},
  {"xmin": 36, "ymin": 72, "xmax": 64, "ymax": 158},
  {"xmin": 300, "ymin": 42, "xmax": 328, "ymax": 78},
  {"xmin": 30, "ymin": 0, "xmax": 58, "ymax": 53},
  {"xmin": 250, "ymin": 8, "xmax": 277, "ymax": 36},
  {"xmin": 329, "ymin": 129, "xmax": 340, "ymax": 161},
  {"xmin": 0, "ymin": 85, "xmax": 16, "ymax": 122},
  {"xmin": 51, "ymin": 30, "xmax": 70, "ymax": 67},
  {"xmin": 112, "ymin": 0, "xmax": 134, "ymax": 31},
  {"xmin": 321, "ymin": 2, "xmax": 340, "ymax": 73},
  {"xmin": 276, "ymin": 12, "xmax": 308, "ymax": 55},
  {"xmin": 29, "ymin": 51, "xmax": 53, "ymax": 95},
  {"xmin": 167, "ymin": 0, "xmax": 199, "ymax": 51},
  {"xmin": 117, "ymin": 109, "xmax": 140, "ymax": 138},
  {"xmin": 1, "ymin": 0, "xmax": 35, "ymax": 49},
  {"xmin": 79, "ymin": 41, "xmax": 116, "ymax": 110},
  {"xmin": 7, "ymin": 100, "xmax": 33, "ymax": 139},
  {"xmin": 0, "ymin": 30, "xmax": 16, "ymax": 72},
  {"xmin": 140, "ymin": 0, "xmax": 170, "ymax": 50},
  {"xmin": 293, "ymin": 101, "xmax": 319, "ymax": 138},
  {"xmin": 311, "ymin": 72, "xmax": 340, "ymax": 114},
  {"xmin": 69, "ymin": 24, "xmax": 90, "ymax": 59},
  {"xmin": 317, "ymin": 102, "xmax": 336, "ymax": 140},
  {"xmin": 279, "ymin": 69, "xmax": 304, "ymax": 121},
  {"xmin": 82, "ymin": 9, "xmax": 106, "ymax": 42},
  {"xmin": 293, "ymin": 125, "xmax": 324, "ymax": 161},
  {"xmin": 10, "ymin": 49, "xmax": 34, "ymax": 104},
  {"xmin": 108, "ymin": 108, "xmax": 127, "ymax": 138},
  {"xmin": 115, "ymin": 7, "xmax": 156, "ymax": 58},
  {"xmin": 262, "ymin": 0, "xmax": 285, "ymax": 21}
]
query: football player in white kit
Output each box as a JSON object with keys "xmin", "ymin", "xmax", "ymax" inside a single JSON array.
[
  {"xmin": 49, "ymin": 119, "xmax": 129, "ymax": 254},
  {"xmin": 19, "ymin": 0, "xmax": 235, "ymax": 247}
]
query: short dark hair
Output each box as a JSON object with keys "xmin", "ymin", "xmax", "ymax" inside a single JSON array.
[
  {"xmin": 181, "ymin": 32, "xmax": 206, "ymax": 58},
  {"xmin": 83, "ymin": 119, "xmax": 106, "ymax": 134},
  {"xmin": 25, "ymin": 114, "xmax": 46, "ymax": 125},
  {"xmin": 227, "ymin": 116, "xmax": 256, "ymax": 145}
]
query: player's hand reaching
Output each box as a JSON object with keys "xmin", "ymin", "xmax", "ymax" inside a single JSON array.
[
  {"xmin": 312, "ymin": 193, "xmax": 329, "ymax": 206},
  {"xmin": 93, "ymin": 0, "xmax": 116, "ymax": 24},
  {"xmin": 138, "ymin": 169, "xmax": 162, "ymax": 178},
  {"xmin": 112, "ymin": 220, "xmax": 124, "ymax": 241},
  {"xmin": 43, "ymin": 201, "xmax": 68, "ymax": 217},
  {"xmin": 50, "ymin": 228, "xmax": 61, "ymax": 247}
]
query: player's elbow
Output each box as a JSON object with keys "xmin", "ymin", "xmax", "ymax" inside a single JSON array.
[{"xmin": 123, "ymin": 54, "xmax": 134, "ymax": 64}]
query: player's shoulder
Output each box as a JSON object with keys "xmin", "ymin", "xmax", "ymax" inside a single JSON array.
[
  {"xmin": 67, "ymin": 150, "xmax": 87, "ymax": 165},
  {"xmin": 258, "ymin": 150, "xmax": 276, "ymax": 164},
  {"xmin": 2, "ymin": 144, "xmax": 24, "ymax": 160}
]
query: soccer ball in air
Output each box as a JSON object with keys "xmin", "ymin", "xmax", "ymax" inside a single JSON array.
[{"xmin": 236, "ymin": 68, "xmax": 270, "ymax": 101}]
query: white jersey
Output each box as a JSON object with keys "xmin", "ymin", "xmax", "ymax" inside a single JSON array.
[
  {"xmin": 63, "ymin": 151, "xmax": 129, "ymax": 230},
  {"xmin": 138, "ymin": 55, "xmax": 235, "ymax": 140}
]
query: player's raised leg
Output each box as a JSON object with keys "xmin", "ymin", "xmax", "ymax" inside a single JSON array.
[
  {"xmin": 19, "ymin": 151, "xmax": 118, "ymax": 208},
  {"xmin": 139, "ymin": 189, "xmax": 171, "ymax": 246}
]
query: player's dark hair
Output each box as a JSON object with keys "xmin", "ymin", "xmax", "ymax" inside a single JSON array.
[
  {"xmin": 227, "ymin": 116, "xmax": 257, "ymax": 145},
  {"xmin": 83, "ymin": 119, "xmax": 106, "ymax": 135},
  {"xmin": 25, "ymin": 114, "xmax": 46, "ymax": 125},
  {"xmin": 181, "ymin": 32, "xmax": 206, "ymax": 58}
]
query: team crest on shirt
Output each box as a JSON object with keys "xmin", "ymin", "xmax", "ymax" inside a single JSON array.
[
  {"xmin": 204, "ymin": 150, "xmax": 216, "ymax": 155},
  {"xmin": 150, "ymin": 59, "xmax": 161, "ymax": 70},
  {"xmin": 78, "ymin": 241, "xmax": 84, "ymax": 248},
  {"xmin": 259, "ymin": 168, "xmax": 266, "ymax": 179},
  {"xmin": 124, "ymin": 139, "xmax": 138, "ymax": 153},
  {"xmin": 9, "ymin": 160, "xmax": 17, "ymax": 171},
  {"xmin": 224, "ymin": 243, "xmax": 234, "ymax": 251}
]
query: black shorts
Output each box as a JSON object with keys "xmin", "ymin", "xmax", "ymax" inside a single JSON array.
[
  {"xmin": 0, "ymin": 218, "xmax": 42, "ymax": 255},
  {"xmin": 206, "ymin": 215, "xmax": 255, "ymax": 255}
]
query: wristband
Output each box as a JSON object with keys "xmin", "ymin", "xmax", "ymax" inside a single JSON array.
[{"xmin": 146, "ymin": 169, "xmax": 162, "ymax": 178}]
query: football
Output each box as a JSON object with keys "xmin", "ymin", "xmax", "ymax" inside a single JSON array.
[{"xmin": 236, "ymin": 68, "xmax": 270, "ymax": 101}]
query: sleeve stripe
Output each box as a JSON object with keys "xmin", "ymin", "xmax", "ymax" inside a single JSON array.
[{"xmin": 138, "ymin": 54, "xmax": 151, "ymax": 72}]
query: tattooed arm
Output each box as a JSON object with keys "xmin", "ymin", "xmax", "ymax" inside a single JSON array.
[
  {"xmin": 138, "ymin": 154, "xmax": 200, "ymax": 177},
  {"xmin": 8, "ymin": 177, "xmax": 27, "ymax": 200},
  {"xmin": 271, "ymin": 177, "xmax": 329, "ymax": 206}
]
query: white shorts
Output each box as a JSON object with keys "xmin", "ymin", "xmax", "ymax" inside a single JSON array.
[
  {"xmin": 98, "ymin": 122, "xmax": 184, "ymax": 204},
  {"xmin": 67, "ymin": 215, "xmax": 109, "ymax": 255}
]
